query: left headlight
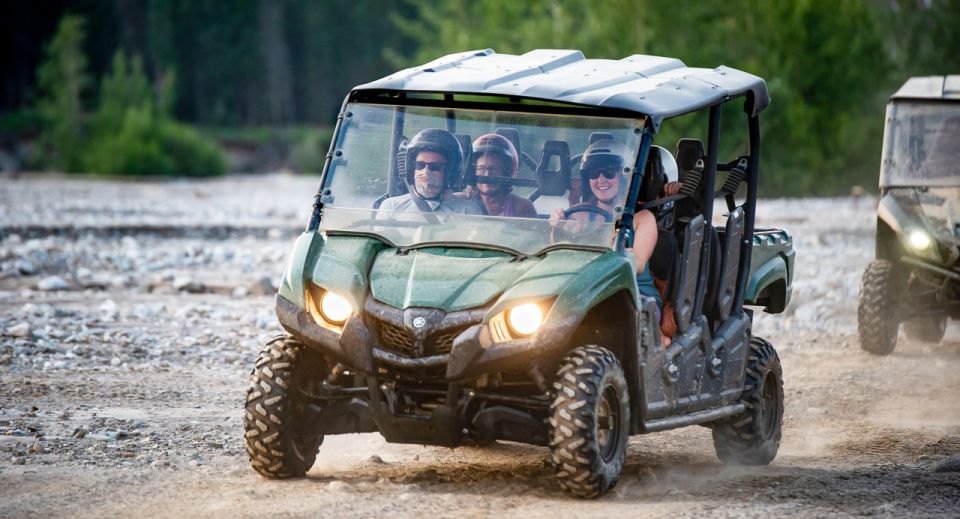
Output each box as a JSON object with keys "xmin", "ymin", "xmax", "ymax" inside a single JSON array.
[
  {"xmin": 506, "ymin": 303, "xmax": 544, "ymax": 337},
  {"xmin": 319, "ymin": 290, "xmax": 353, "ymax": 324}
]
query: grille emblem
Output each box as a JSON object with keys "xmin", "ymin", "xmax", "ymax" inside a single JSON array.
[{"xmin": 412, "ymin": 316, "xmax": 426, "ymax": 329}]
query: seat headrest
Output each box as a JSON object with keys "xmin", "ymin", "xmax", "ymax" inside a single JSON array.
[
  {"xmin": 675, "ymin": 138, "xmax": 705, "ymax": 172},
  {"xmin": 494, "ymin": 127, "xmax": 522, "ymax": 157},
  {"xmin": 588, "ymin": 132, "xmax": 615, "ymax": 145}
]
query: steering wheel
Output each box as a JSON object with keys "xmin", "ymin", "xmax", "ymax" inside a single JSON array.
[{"xmin": 563, "ymin": 205, "xmax": 614, "ymax": 223}]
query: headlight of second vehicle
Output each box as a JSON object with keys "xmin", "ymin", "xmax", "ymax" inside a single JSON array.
[{"xmin": 907, "ymin": 229, "xmax": 933, "ymax": 252}]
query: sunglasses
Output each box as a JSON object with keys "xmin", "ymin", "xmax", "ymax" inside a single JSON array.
[
  {"xmin": 414, "ymin": 161, "xmax": 447, "ymax": 172},
  {"xmin": 586, "ymin": 167, "xmax": 620, "ymax": 180},
  {"xmin": 475, "ymin": 165, "xmax": 505, "ymax": 175}
]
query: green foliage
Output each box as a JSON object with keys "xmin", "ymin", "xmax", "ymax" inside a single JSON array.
[
  {"xmin": 0, "ymin": 110, "xmax": 44, "ymax": 139},
  {"xmin": 82, "ymin": 50, "xmax": 224, "ymax": 177},
  {"xmin": 17, "ymin": 2, "xmax": 960, "ymax": 188},
  {"xmin": 290, "ymin": 127, "xmax": 334, "ymax": 174},
  {"xmin": 34, "ymin": 15, "xmax": 90, "ymax": 171}
]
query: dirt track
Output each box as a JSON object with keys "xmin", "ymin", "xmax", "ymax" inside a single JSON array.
[{"xmin": 1, "ymin": 174, "xmax": 958, "ymax": 518}]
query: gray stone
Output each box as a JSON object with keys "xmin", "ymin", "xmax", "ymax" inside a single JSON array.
[
  {"xmin": 15, "ymin": 259, "xmax": 36, "ymax": 275},
  {"xmin": 6, "ymin": 322, "xmax": 31, "ymax": 338},
  {"xmin": 173, "ymin": 277, "xmax": 207, "ymax": 294},
  {"xmin": 99, "ymin": 300, "xmax": 119, "ymax": 321},
  {"xmin": 37, "ymin": 276, "xmax": 69, "ymax": 291},
  {"xmin": 249, "ymin": 276, "xmax": 276, "ymax": 296}
]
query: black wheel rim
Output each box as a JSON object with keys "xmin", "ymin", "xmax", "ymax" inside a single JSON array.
[
  {"xmin": 597, "ymin": 385, "xmax": 621, "ymax": 462},
  {"xmin": 760, "ymin": 371, "xmax": 779, "ymax": 438}
]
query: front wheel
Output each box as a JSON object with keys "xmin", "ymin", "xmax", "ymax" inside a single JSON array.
[
  {"xmin": 712, "ymin": 336, "xmax": 783, "ymax": 465},
  {"xmin": 903, "ymin": 315, "xmax": 948, "ymax": 343},
  {"xmin": 549, "ymin": 345, "xmax": 630, "ymax": 499},
  {"xmin": 244, "ymin": 335, "xmax": 324, "ymax": 478},
  {"xmin": 858, "ymin": 259, "xmax": 902, "ymax": 355}
]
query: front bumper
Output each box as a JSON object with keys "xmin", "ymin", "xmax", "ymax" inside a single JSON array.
[
  {"xmin": 900, "ymin": 256, "xmax": 960, "ymax": 312},
  {"xmin": 274, "ymin": 294, "xmax": 573, "ymax": 381},
  {"xmin": 275, "ymin": 294, "xmax": 554, "ymax": 446}
]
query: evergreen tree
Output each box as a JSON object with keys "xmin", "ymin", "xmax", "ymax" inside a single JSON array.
[{"xmin": 35, "ymin": 15, "xmax": 90, "ymax": 171}]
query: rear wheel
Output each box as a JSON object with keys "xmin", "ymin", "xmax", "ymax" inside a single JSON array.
[
  {"xmin": 858, "ymin": 259, "xmax": 902, "ymax": 355},
  {"xmin": 549, "ymin": 345, "xmax": 629, "ymax": 499},
  {"xmin": 903, "ymin": 315, "xmax": 948, "ymax": 343},
  {"xmin": 712, "ymin": 336, "xmax": 783, "ymax": 465},
  {"xmin": 244, "ymin": 335, "xmax": 324, "ymax": 478}
]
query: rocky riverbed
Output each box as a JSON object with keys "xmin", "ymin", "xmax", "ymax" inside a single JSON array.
[{"xmin": 1, "ymin": 173, "xmax": 958, "ymax": 518}]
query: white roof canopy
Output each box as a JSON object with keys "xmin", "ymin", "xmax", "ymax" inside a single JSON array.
[{"xmin": 355, "ymin": 49, "xmax": 771, "ymax": 130}]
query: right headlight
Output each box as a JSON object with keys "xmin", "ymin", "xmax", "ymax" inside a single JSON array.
[
  {"xmin": 490, "ymin": 300, "xmax": 551, "ymax": 342},
  {"xmin": 506, "ymin": 303, "xmax": 544, "ymax": 337}
]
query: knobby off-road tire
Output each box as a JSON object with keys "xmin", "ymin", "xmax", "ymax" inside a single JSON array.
[
  {"xmin": 712, "ymin": 336, "xmax": 783, "ymax": 465},
  {"xmin": 244, "ymin": 335, "xmax": 324, "ymax": 478},
  {"xmin": 549, "ymin": 345, "xmax": 630, "ymax": 499},
  {"xmin": 858, "ymin": 259, "xmax": 902, "ymax": 355},
  {"xmin": 903, "ymin": 315, "xmax": 948, "ymax": 343}
]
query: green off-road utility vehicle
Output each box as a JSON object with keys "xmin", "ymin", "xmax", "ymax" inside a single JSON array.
[
  {"xmin": 859, "ymin": 76, "xmax": 960, "ymax": 355},
  {"xmin": 244, "ymin": 49, "xmax": 795, "ymax": 498}
]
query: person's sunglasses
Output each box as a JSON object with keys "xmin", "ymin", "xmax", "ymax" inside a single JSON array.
[
  {"xmin": 475, "ymin": 165, "xmax": 505, "ymax": 175},
  {"xmin": 414, "ymin": 161, "xmax": 447, "ymax": 172},
  {"xmin": 586, "ymin": 167, "xmax": 619, "ymax": 180}
]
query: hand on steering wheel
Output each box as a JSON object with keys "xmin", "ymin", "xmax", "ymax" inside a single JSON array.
[{"xmin": 562, "ymin": 204, "xmax": 614, "ymax": 223}]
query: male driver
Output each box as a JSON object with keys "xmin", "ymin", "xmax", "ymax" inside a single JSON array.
[{"xmin": 379, "ymin": 128, "xmax": 483, "ymax": 215}]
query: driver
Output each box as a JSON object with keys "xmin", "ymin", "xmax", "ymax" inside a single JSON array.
[
  {"xmin": 550, "ymin": 139, "xmax": 674, "ymax": 344},
  {"xmin": 379, "ymin": 128, "xmax": 483, "ymax": 215}
]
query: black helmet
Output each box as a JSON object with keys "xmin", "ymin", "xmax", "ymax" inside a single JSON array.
[
  {"xmin": 403, "ymin": 128, "xmax": 464, "ymax": 190},
  {"xmin": 579, "ymin": 138, "xmax": 628, "ymax": 202}
]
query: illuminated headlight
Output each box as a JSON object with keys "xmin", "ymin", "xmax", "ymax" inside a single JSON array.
[
  {"xmin": 907, "ymin": 229, "xmax": 932, "ymax": 251},
  {"xmin": 507, "ymin": 303, "xmax": 543, "ymax": 336},
  {"xmin": 319, "ymin": 290, "xmax": 353, "ymax": 324}
]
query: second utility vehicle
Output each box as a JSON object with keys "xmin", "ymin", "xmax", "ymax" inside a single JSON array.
[
  {"xmin": 859, "ymin": 76, "xmax": 960, "ymax": 355},
  {"xmin": 244, "ymin": 49, "xmax": 795, "ymax": 498}
]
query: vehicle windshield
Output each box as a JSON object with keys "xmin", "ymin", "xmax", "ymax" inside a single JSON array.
[
  {"xmin": 880, "ymin": 101, "xmax": 960, "ymax": 187},
  {"xmin": 319, "ymin": 102, "xmax": 645, "ymax": 255}
]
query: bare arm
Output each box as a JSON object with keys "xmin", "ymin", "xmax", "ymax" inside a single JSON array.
[{"xmin": 629, "ymin": 209, "xmax": 658, "ymax": 273}]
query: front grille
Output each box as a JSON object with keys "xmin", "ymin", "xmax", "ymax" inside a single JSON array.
[
  {"xmin": 377, "ymin": 320, "xmax": 416, "ymax": 356},
  {"xmin": 364, "ymin": 298, "xmax": 485, "ymax": 361},
  {"xmin": 431, "ymin": 326, "xmax": 467, "ymax": 354}
]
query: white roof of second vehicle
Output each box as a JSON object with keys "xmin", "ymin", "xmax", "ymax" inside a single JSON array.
[
  {"xmin": 355, "ymin": 49, "xmax": 770, "ymax": 130},
  {"xmin": 891, "ymin": 76, "xmax": 960, "ymax": 101}
]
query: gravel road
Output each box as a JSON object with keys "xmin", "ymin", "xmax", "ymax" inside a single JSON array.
[{"xmin": 1, "ymin": 173, "xmax": 958, "ymax": 518}]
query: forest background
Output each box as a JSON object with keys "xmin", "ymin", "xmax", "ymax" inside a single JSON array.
[{"xmin": 1, "ymin": 0, "xmax": 957, "ymax": 195}]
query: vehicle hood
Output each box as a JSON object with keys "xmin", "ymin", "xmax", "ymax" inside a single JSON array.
[{"xmin": 368, "ymin": 247, "xmax": 601, "ymax": 312}]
